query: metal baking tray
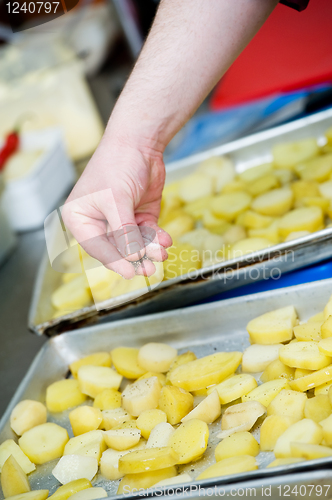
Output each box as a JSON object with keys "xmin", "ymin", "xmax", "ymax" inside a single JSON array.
[
  {"xmin": 28, "ymin": 108, "xmax": 332, "ymax": 336},
  {"xmin": 6, "ymin": 277, "xmax": 332, "ymax": 499}
]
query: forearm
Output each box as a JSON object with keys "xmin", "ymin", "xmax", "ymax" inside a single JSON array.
[{"xmin": 106, "ymin": 0, "xmax": 279, "ymax": 152}]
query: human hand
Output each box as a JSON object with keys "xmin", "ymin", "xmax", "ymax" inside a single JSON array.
[{"xmin": 62, "ymin": 134, "xmax": 172, "ymax": 279}]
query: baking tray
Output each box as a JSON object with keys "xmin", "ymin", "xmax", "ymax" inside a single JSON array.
[
  {"xmin": 28, "ymin": 108, "xmax": 332, "ymax": 336},
  {"xmin": 6, "ymin": 278, "xmax": 332, "ymax": 499}
]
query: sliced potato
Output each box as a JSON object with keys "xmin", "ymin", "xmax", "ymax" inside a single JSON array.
[
  {"xmin": 181, "ymin": 390, "xmax": 221, "ymax": 424},
  {"xmin": 101, "ymin": 408, "xmax": 134, "ymax": 430},
  {"xmin": 248, "ymin": 221, "xmax": 280, "ymax": 244},
  {"xmin": 266, "ymin": 389, "xmax": 306, "ymax": 421},
  {"xmin": 279, "ymin": 341, "xmax": 331, "ymax": 370},
  {"xmin": 147, "ymin": 423, "xmax": 175, "ymax": 449},
  {"xmin": 69, "ymin": 352, "xmax": 111, "ymax": 379},
  {"xmin": 247, "ymin": 306, "xmax": 297, "ymax": 344},
  {"xmin": 290, "ymin": 442, "xmax": 332, "ymax": 460},
  {"xmin": 118, "ymin": 447, "xmax": 179, "ymax": 474},
  {"xmin": 178, "ymin": 173, "xmax": 214, "ymax": 203},
  {"xmin": 197, "ymin": 156, "xmax": 235, "ymax": 193},
  {"xmin": 274, "ymin": 418, "xmax": 323, "ymax": 458},
  {"xmin": 136, "ymin": 409, "xmax": 167, "ymax": 439},
  {"xmin": 51, "ymin": 276, "xmax": 91, "ymax": 311},
  {"xmin": 104, "ymin": 429, "xmax": 141, "ymax": 451},
  {"xmin": 10, "ymin": 400, "xmax": 47, "ymax": 436},
  {"xmin": 295, "ymin": 154, "xmax": 332, "ymax": 182},
  {"xmin": 169, "ymin": 419, "xmax": 209, "ymax": 464},
  {"xmin": 315, "ymin": 380, "xmax": 332, "ymax": 396},
  {"xmin": 272, "ymin": 139, "xmax": 319, "ymax": 169},
  {"xmin": 211, "ymin": 192, "xmax": 252, "ymax": 221},
  {"xmin": 242, "ymin": 379, "xmax": 289, "ymax": 407},
  {"xmin": 162, "ymin": 214, "xmax": 195, "ymax": 240},
  {"xmin": 239, "ymin": 164, "xmax": 273, "ymax": 184},
  {"xmin": 68, "ymin": 488, "xmax": 107, "ymax": 500},
  {"xmin": 251, "ymin": 187, "xmax": 293, "ymax": 216},
  {"xmin": 117, "ymin": 467, "xmax": 177, "ymax": 494},
  {"xmin": 63, "ymin": 430, "xmax": 106, "ymax": 462},
  {"xmin": 241, "ymin": 211, "xmax": 273, "ymax": 229},
  {"xmin": 304, "ymin": 395, "xmax": 331, "ymax": 423},
  {"xmin": 260, "ymin": 415, "xmax": 296, "ymax": 451},
  {"xmin": 197, "ymin": 455, "xmax": 257, "ymax": 480},
  {"xmin": 318, "ymin": 337, "xmax": 332, "ymax": 356},
  {"xmin": 48, "ymin": 479, "xmax": 92, "ymax": 500},
  {"xmin": 294, "ymin": 322, "xmax": 322, "ymax": 342},
  {"xmin": 261, "ymin": 360, "xmax": 295, "ymax": 383},
  {"xmin": 242, "ymin": 344, "xmax": 282, "ymax": 373},
  {"xmin": 138, "ymin": 343, "xmax": 177, "ymax": 373},
  {"xmin": 229, "ymin": 237, "xmax": 271, "ymax": 259},
  {"xmin": 99, "ymin": 444, "xmax": 145, "ymax": 481},
  {"xmin": 0, "ymin": 440, "xmax": 35, "ymax": 474},
  {"xmin": 278, "ymin": 207, "xmax": 323, "ymax": 239},
  {"xmin": 93, "ymin": 389, "xmax": 121, "ymax": 410},
  {"xmin": 1, "ymin": 455, "xmax": 30, "ymax": 498},
  {"xmin": 19, "ymin": 423, "xmax": 69, "ymax": 465},
  {"xmin": 214, "ymin": 374, "xmax": 257, "ymax": 404},
  {"xmin": 69, "ymin": 406, "xmax": 102, "ymax": 436},
  {"xmin": 215, "ymin": 432, "xmax": 259, "ymax": 461},
  {"xmin": 52, "ymin": 455, "xmax": 98, "ymax": 484},
  {"xmin": 77, "ymin": 366, "xmax": 122, "ymax": 399},
  {"xmin": 158, "ymin": 386, "xmax": 194, "ymax": 425},
  {"xmin": 111, "ymin": 347, "xmax": 145, "ymax": 379},
  {"xmin": 319, "ymin": 415, "xmax": 332, "ymax": 445},
  {"xmin": 247, "ymin": 174, "xmax": 279, "ymax": 197},
  {"xmin": 218, "ymin": 401, "xmax": 265, "ymax": 438},
  {"xmin": 267, "ymin": 458, "xmax": 304, "ymax": 468},
  {"xmin": 46, "ymin": 379, "xmax": 87, "ymax": 413},
  {"xmin": 290, "ymin": 365, "xmax": 332, "ymax": 392},
  {"xmin": 122, "ymin": 377, "xmax": 162, "ymax": 417},
  {"xmin": 3, "ymin": 492, "xmax": 49, "ymax": 500}
]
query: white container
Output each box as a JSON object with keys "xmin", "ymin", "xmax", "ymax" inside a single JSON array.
[{"xmin": 2, "ymin": 128, "xmax": 75, "ymax": 231}]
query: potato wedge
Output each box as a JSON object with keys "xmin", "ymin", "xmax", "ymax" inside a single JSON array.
[
  {"xmin": 242, "ymin": 344, "xmax": 282, "ymax": 372},
  {"xmin": 242, "ymin": 379, "xmax": 289, "ymax": 407},
  {"xmin": 214, "ymin": 374, "xmax": 257, "ymax": 404},
  {"xmin": 63, "ymin": 430, "xmax": 106, "ymax": 462},
  {"xmin": 158, "ymin": 384, "xmax": 193, "ymax": 424},
  {"xmin": 69, "ymin": 352, "xmax": 111, "ymax": 379},
  {"xmin": 118, "ymin": 447, "xmax": 179, "ymax": 474},
  {"xmin": 136, "ymin": 409, "xmax": 167, "ymax": 439},
  {"xmin": 260, "ymin": 415, "xmax": 296, "ymax": 451},
  {"xmin": 251, "ymin": 187, "xmax": 293, "ymax": 216},
  {"xmin": 46, "ymin": 380, "xmax": 86, "ymax": 413},
  {"xmin": 181, "ymin": 390, "xmax": 221, "ymax": 424},
  {"xmin": 52, "ymin": 455, "xmax": 98, "ymax": 484},
  {"xmin": 247, "ymin": 306, "xmax": 297, "ymax": 344},
  {"xmin": 197, "ymin": 455, "xmax": 257, "ymax": 480},
  {"xmin": 279, "ymin": 342, "xmax": 331, "ymax": 370},
  {"xmin": 0, "ymin": 440, "xmax": 35, "ymax": 474},
  {"xmin": 3, "ymin": 492, "xmax": 49, "ymax": 500},
  {"xmin": 10, "ymin": 401, "xmax": 47, "ymax": 436},
  {"xmin": 1, "ymin": 455, "xmax": 30, "ymax": 498},
  {"xmin": 19, "ymin": 423, "xmax": 69, "ymax": 465},
  {"xmin": 147, "ymin": 423, "xmax": 175, "ymax": 449},
  {"xmin": 48, "ymin": 479, "xmax": 92, "ymax": 500},
  {"xmin": 169, "ymin": 419, "xmax": 208, "ymax": 464},
  {"xmin": 290, "ymin": 442, "xmax": 332, "ymax": 460},
  {"xmin": 289, "ymin": 365, "xmax": 332, "ymax": 392},
  {"xmin": 218, "ymin": 401, "xmax": 265, "ymax": 438},
  {"xmin": 215, "ymin": 432, "xmax": 259, "ymax": 461},
  {"xmin": 111, "ymin": 347, "xmax": 145, "ymax": 379},
  {"xmin": 278, "ymin": 207, "xmax": 323, "ymax": 239},
  {"xmin": 117, "ymin": 467, "xmax": 177, "ymax": 494},
  {"xmin": 274, "ymin": 419, "xmax": 323, "ymax": 458},
  {"xmin": 122, "ymin": 377, "xmax": 162, "ymax": 417}
]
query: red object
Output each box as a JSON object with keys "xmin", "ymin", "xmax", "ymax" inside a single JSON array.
[
  {"xmin": 0, "ymin": 131, "xmax": 20, "ymax": 171},
  {"xmin": 211, "ymin": 0, "xmax": 332, "ymax": 110}
]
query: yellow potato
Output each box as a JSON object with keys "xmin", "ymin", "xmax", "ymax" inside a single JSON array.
[
  {"xmin": 169, "ymin": 419, "xmax": 209, "ymax": 464},
  {"xmin": 122, "ymin": 377, "xmax": 162, "ymax": 417},
  {"xmin": 315, "ymin": 380, "xmax": 332, "ymax": 396},
  {"xmin": 272, "ymin": 138, "xmax": 319, "ymax": 169},
  {"xmin": 308, "ymin": 312, "xmax": 325, "ymax": 323},
  {"xmin": 241, "ymin": 211, "xmax": 273, "ymax": 229},
  {"xmin": 319, "ymin": 337, "xmax": 332, "ymax": 356},
  {"xmin": 10, "ymin": 400, "xmax": 47, "ymax": 436},
  {"xmin": 77, "ymin": 366, "xmax": 122, "ymax": 399},
  {"xmin": 274, "ymin": 419, "xmax": 323, "ymax": 458},
  {"xmin": 295, "ymin": 154, "xmax": 332, "ymax": 182},
  {"xmin": 301, "ymin": 196, "xmax": 330, "ymax": 212},
  {"xmin": 163, "ymin": 242, "xmax": 201, "ymax": 280},
  {"xmin": 138, "ymin": 343, "xmax": 177, "ymax": 373},
  {"xmin": 118, "ymin": 447, "xmax": 179, "ymax": 474},
  {"xmin": 51, "ymin": 275, "xmax": 91, "ymax": 311},
  {"xmin": 260, "ymin": 415, "xmax": 296, "ymax": 451},
  {"xmin": 223, "ymin": 225, "xmax": 246, "ymax": 244},
  {"xmin": 274, "ymin": 168, "xmax": 295, "ymax": 185},
  {"xmin": 294, "ymin": 368, "xmax": 314, "ymax": 379},
  {"xmin": 147, "ymin": 423, "xmax": 175, "ymax": 449},
  {"xmin": 181, "ymin": 390, "xmax": 221, "ymax": 424},
  {"xmin": 93, "ymin": 389, "xmax": 121, "ymax": 410},
  {"xmin": 261, "ymin": 360, "xmax": 295, "ymax": 383},
  {"xmin": 242, "ymin": 344, "xmax": 282, "ymax": 373},
  {"xmin": 294, "ymin": 322, "xmax": 322, "ymax": 342},
  {"xmin": 4, "ymin": 492, "xmax": 49, "ymax": 500},
  {"xmin": 279, "ymin": 341, "xmax": 331, "ymax": 370},
  {"xmin": 324, "ymin": 300, "xmax": 332, "ymax": 321},
  {"xmin": 239, "ymin": 164, "xmax": 273, "ymax": 183},
  {"xmin": 291, "ymin": 180, "xmax": 320, "ymax": 201},
  {"xmin": 162, "ymin": 214, "xmax": 195, "ymax": 240},
  {"xmin": 266, "ymin": 389, "xmax": 306, "ymax": 421},
  {"xmin": 248, "ymin": 221, "xmax": 280, "ymax": 244},
  {"xmin": 101, "ymin": 408, "xmax": 134, "ymax": 430},
  {"xmin": 319, "ymin": 415, "xmax": 332, "ymax": 445},
  {"xmin": 113, "ymin": 421, "xmax": 138, "ymax": 431},
  {"xmin": 69, "ymin": 352, "xmax": 111, "ymax": 379},
  {"xmin": 168, "ymin": 351, "xmax": 242, "ymax": 392},
  {"xmin": 223, "ymin": 180, "xmax": 247, "ymax": 193},
  {"xmin": 46, "ymin": 379, "xmax": 87, "ymax": 413},
  {"xmin": 267, "ymin": 458, "xmax": 304, "ymax": 468},
  {"xmin": 290, "ymin": 442, "xmax": 332, "ymax": 460},
  {"xmin": 304, "ymin": 395, "xmax": 331, "ymax": 422},
  {"xmin": 1, "ymin": 455, "xmax": 30, "ymax": 498},
  {"xmin": 158, "ymin": 386, "xmax": 194, "ymax": 425},
  {"xmin": 214, "ymin": 374, "xmax": 257, "ymax": 404},
  {"xmin": 229, "ymin": 237, "xmax": 271, "ymax": 259},
  {"xmin": 197, "ymin": 455, "xmax": 257, "ymax": 480},
  {"xmin": 48, "ymin": 479, "xmax": 92, "ymax": 500},
  {"xmin": 215, "ymin": 432, "xmax": 259, "ymax": 461},
  {"xmin": 289, "ymin": 365, "xmax": 332, "ymax": 392},
  {"xmin": 19, "ymin": 423, "xmax": 69, "ymax": 465},
  {"xmin": 104, "ymin": 428, "xmax": 141, "ymax": 451},
  {"xmin": 0, "ymin": 440, "xmax": 35, "ymax": 475},
  {"xmin": 137, "ymin": 372, "xmax": 167, "ymax": 386},
  {"xmin": 69, "ymin": 406, "xmax": 103, "ymax": 436},
  {"xmin": 63, "ymin": 430, "xmax": 106, "ymax": 462},
  {"xmin": 242, "ymin": 379, "xmax": 289, "ymax": 407},
  {"xmin": 197, "ymin": 156, "xmax": 235, "ymax": 193},
  {"xmin": 211, "ymin": 192, "xmax": 252, "ymax": 221},
  {"xmin": 284, "ymin": 231, "xmax": 311, "ymax": 241},
  {"xmin": 178, "ymin": 173, "xmax": 214, "ymax": 203},
  {"xmin": 278, "ymin": 207, "xmax": 323, "ymax": 239},
  {"xmin": 117, "ymin": 467, "xmax": 177, "ymax": 494},
  {"xmin": 136, "ymin": 409, "xmax": 167, "ymax": 439},
  {"xmin": 219, "ymin": 401, "xmax": 266, "ymax": 437},
  {"xmin": 247, "ymin": 306, "xmax": 297, "ymax": 344},
  {"xmin": 183, "ymin": 197, "xmax": 213, "ymax": 220},
  {"xmin": 247, "ymin": 174, "xmax": 279, "ymax": 196},
  {"xmin": 251, "ymin": 187, "xmax": 293, "ymax": 216},
  {"xmin": 111, "ymin": 347, "xmax": 145, "ymax": 379},
  {"xmin": 202, "ymin": 209, "xmax": 230, "ymax": 233},
  {"xmin": 169, "ymin": 351, "xmax": 197, "ymax": 371}
]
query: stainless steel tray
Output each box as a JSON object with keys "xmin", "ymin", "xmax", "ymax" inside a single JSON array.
[
  {"xmin": 6, "ymin": 278, "xmax": 332, "ymax": 499},
  {"xmin": 28, "ymin": 108, "xmax": 332, "ymax": 336}
]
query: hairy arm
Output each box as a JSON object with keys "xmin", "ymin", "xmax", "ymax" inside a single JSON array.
[{"xmin": 63, "ymin": 0, "xmax": 278, "ymax": 278}]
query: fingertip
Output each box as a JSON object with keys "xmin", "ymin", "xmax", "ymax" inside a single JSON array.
[{"xmin": 136, "ymin": 259, "xmax": 156, "ymax": 277}]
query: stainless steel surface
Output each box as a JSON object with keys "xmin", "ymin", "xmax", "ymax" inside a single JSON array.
[
  {"xmin": 29, "ymin": 109, "xmax": 332, "ymax": 336},
  {"xmin": 4, "ymin": 277, "xmax": 332, "ymax": 498}
]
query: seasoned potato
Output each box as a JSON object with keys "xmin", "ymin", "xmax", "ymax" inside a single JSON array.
[
  {"xmin": 261, "ymin": 360, "xmax": 295, "ymax": 383},
  {"xmin": 118, "ymin": 447, "xmax": 179, "ymax": 474},
  {"xmin": 290, "ymin": 442, "xmax": 332, "ymax": 460},
  {"xmin": 138, "ymin": 343, "xmax": 177, "ymax": 373},
  {"xmin": 279, "ymin": 342, "xmax": 331, "ymax": 370},
  {"xmin": 77, "ymin": 366, "xmax": 122, "ymax": 399},
  {"xmin": 211, "ymin": 192, "xmax": 251, "ymax": 221},
  {"xmin": 181, "ymin": 390, "xmax": 221, "ymax": 424},
  {"xmin": 0, "ymin": 440, "xmax": 35, "ymax": 474},
  {"xmin": 247, "ymin": 174, "xmax": 279, "ymax": 196},
  {"xmin": 247, "ymin": 306, "xmax": 297, "ymax": 344},
  {"xmin": 117, "ymin": 467, "xmax": 177, "ymax": 494},
  {"xmin": 158, "ymin": 386, "xmax": 193, "ymax": 425},
  {"xmin": 51, "ymin": 275, "xmax": 91, "ymax": 311},
  {"xmin": 111, "ymin": 347, "xmax": 145, "ymax": 379},
  {"xmin": 69, "ymin": 407, "xmax": 103, "ymax": 436},
  {"xmin": 147, "ymin": 423, "xmax": 175, "ymax": 449},
  {"xmin": 294, "ymin": 322, "xmax": 322, "ymax": 342},
  {"xmin": 274, "ymin": 419, "xmax": 323, "ymax": 458},
  {"xmin": 169, "ymin": 419, "xmax": 208, "ymax": 464},
  {"xmin": 46, "ymin": 380, "xmax": 87, "ymax": 413},
  {"xmin": 52, "ymin": 455, "xmax": 98, "ymax": 484},
  {"xmin": 242, "ymin": 344, "xmax": 282, "ymax": 373},
  {"xmin": 214, "ymin": 374, "xmax": 257, "ymax": 404},
  {"xmin": 304, "ymin": 395, "xmax": 331, "ymax": 422},
  {"xmin": 19, "ymin": 423, "xmax": 69, "ymax": 465},
  {"xmin": 272, "ymin": 138, "xmax": 318, "ymax": 169},
  {"xmin": 122, "ymin": 377, "xmax": 162, "ymax": 417},
  {"xmin": 290, "ymin": 365, "xmax": 332, "ymax": 392},
  {"xmin": 104, "ymin": 429, "xmax": 141, "ymax": 451},
  {"xmin": 197, "ymin": 455, "xmax": 257, "ymax": 480},
  {"xmin": 219, "ymin": 401, "xmax": 266, "ymax": 438},
  {"xmin": 6, "ymin": 492, "xmax": 49, "ymax": 500},
  {"xmin": 48, "ymin": 479, "xmax": 92, "ymax": 500},
  {"xmin": 251, "ymin": 187, "xmax": 293, "ymax": 216},
  {"xmin": 242, "ymin": 379, "xmax": 289, "ymax": 407},
  {"xmin": 266, "ymin": 389, "xmax": 306, "ymax": 421},
  {"xmin": 136, "ymin": 409, "xmax": 167, "ymax": 439},
  {"xmin": 101, "ymin": 408, "xmax": 134, "ymax": 430},
  {"xmin": 63, "ymin": 430, "xmax": 106, "ymax": 462},
  {"xmin": 1, "ymin": 455, "xmax": 30, "ymax": 498},
  {"xmin": 178, "ymin": 173, "xmax": 214, "ymax": 203},
  {"xmin": 215, "ymin": 432, "xmax": 259, "ymax": 461},
  {"xmin": 260, "ymin": 415, "xmax": 296, "ymax": 451},
  {"xmin": 10, "ymin": 401, "xmax": 47, "ymax": 436},
  {"xmin": 93, "ymin": 389, "xmax": 121, "ymax": 410},
  {"xmin": 295, "ymin": 154, "xmax": 332, "ymax": 182},
  {"xmin": 197, "ymin": 156, "xmax": 235, "ymax": 192},
  {"xmin": 69, "ymin": 352, "xmax": 111, "ymax": 379}
]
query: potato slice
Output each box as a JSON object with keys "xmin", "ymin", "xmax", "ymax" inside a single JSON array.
[
  {"xmin": 63, "ymin": 430, "xmax": 106, "ymax": 462},
  {"xmin": 69, "ymin": 406, "xmax": 102, "ymax": 436},
  {"xmin": 278, "ymin": 207, "xmax": 323, "ymax": 239},
  {"xmin": 274, "ymin": 419, "xmax": 323, "ymax": 458},
  {"xmin": 248, "ymin": 221, "xmax": 280, "ymax": 244},
  {"xmin": 77, "ymin": 366, "xmax": 122, "ymax": 399},
  {"xmin": 147, "ymin": 423, "xmax": 175, "ymax": 449},
  {"xmin": 1, "ymin": 455, "xmax": 30, "ymax": 498},
  {"xmin": 51, "ymin": 276, "xmax": 91, "ymax": 311},
  {"xmin": 319, "ymin": 180, "xmax": 332, "ymax": 199},
  {"xmin": 214, "ymin": 374, "xmax": 257, "ymax": 404},
  {"xmin": 69, "ymin": 352, "xmax": 111, "ymax": 378},
  {"xmin": 46, "ymin": 379, "xmax": 87, "ymax": 413},
  {"xmin": 247, "ymin": 306, "xmax": 297, "ymax": 344},
  {"xmin": 242, "ymin": 379, "xmax": 289, "ymax": 407},
  {"xmin": 251, "ymin": 187, "xmax": 293, "ymax": 216},
  {"xmin": 118, "ymin": 447, "xmax": 179, "ymax": 474},
  {"xmin": 183, "ymin": 200, "xmax": 213, "ymax": 220},
  {"xmin": 239, "ymin": 163, "xmax": 273, "ymax": 183},
  {"xmin": 122, "ymin": 377, "xmax": 162, "ymax": 417},
  {"xmin": 168, "ymin": 351, "xmax": 197, "ymax": 372},
  {"xmin": 181, "ymin": 390, "xmax": 221, "ymax": 424},
  {"xmin": 138, "ymin": 343, "xmax": 177, "ymax": 373},
  {"xmin": 279, "ymin": 341, "xmax": 331, "ymax": 370},
  {"xmin": 111, "ymin": 347, "xmax": 145, "ymax": 379},
  {"xmin": 218, "ymin": 401, "xmax": 266, "ymax": 439},
  {"xmin": 315, "ymin": 381, "xmax": 332, "ymax": 396},
  {"xmin": 136, "ymin": 409, "xmax": 167, "ymax": 439},
  {"xmin": 304, "ymin": 395, "xmax": 331, "ymax": 422},
  {"xmin": 267, "ymin": 458, "xmax": 304, "ymax": 468},
  {"xmin": 292, "ymin": 180, "xmax": 320, "ymax": 201},
  {"xmin": 4, "ymin": 492, "xmax": 48, "ymax": 500},
  {"xmin": 169, "ymin": 419, "xmax": 208, "ymax": 464},
  {"xmin": 294, "ymin": 322, "xmax": 322, "ymax": 342},
  {"xmin": 290, "ymin": 365, "xmax": 332, "ymax": 392},
  {"xmin": 260, "ymin": 415, "xmax": 296, "ymax": 451},
  {"xmin": 163, "ymin": 242, "xmax": 201, "ymax": 280},
  {"xmin": 101, "ymin": 408, "xmax": 134, "ymax": 430},
  {"xmin": 104, "ymin": 428, "xmax": 141, "ymax": 451},
  {"xmin": 274, "ymin": 168, "xmax": 294, "ymax": 185},
  {"xmin": 162, "ymin": 213, "xmax": 195, "ymax": 240},
  {"xmin": 117, "ymin": 467, "xmax": 177, "ymax": 494},
  {"xmin": 178, "ymin": 173, "xmax": 214, "ymax": 203},
  {"xmin": 197, "ymin": 156, "xmax": 235, "ymax": 192},
  {"xmin": 48, "ymin": 479, "xmax": 92, "ymax": 500},
  {"xmin": 242, "ymin": 344, "xmax": 282, "ymax": 373},
  {"xmin": 93, "ymin": 389, "xmax": 121, "ymax": 410},
  {"xmin": 319, "ymin": 337, "xmax": 332, "ymax": 356},
  {"xmin": 137, "ymin": 372, "xmax": 167, "ymax": 386},
  {"xmin": 309, "ymin": 312, "xmax": 325, "ymax": 323},
  {"xmin": 52, "ymin": 455, "xmax": 98, "ymax": 484},
  {"xmin": 261, "ymin": 360, "xmax": 295, "ymax": 383},
  {"xmin": 158, "ymin": 386, "xmax": 193, "ymax": 425},
  {"xmin": 100, "ymin": 449, "xmax": 131, "ymax": 481},
  {"xmin": 69, "ymin": 488, "xmax": 107, "ymax": 500},
  {"xmin": 247, "ymin": 174, "xmax": 279, "ymax": 197},
  {"xmin": 0, "ymin": 440, "xmax": 35, "ymax": 475},
  {"xmin": 266, "ymin": 389, "xmax": 306, "ymax": 421},
  {"xmin": 295, "ymin": 154, "xmax": 332, "ymax": 182},
  {"xmin": 168, "ymin": 352, "xmax": 242, "ymax": 392},
  {"xmin": 211, "ymin": 192, "xmax": 251, "ymax": 221},
  {"xmin": 295, "ymin": 368, "xmax": 313, "ymax": 379},
  {"xmin": 19, "ymin": 423, "xmax": 69, "ymax": 465},
  {"xmin": 215, "ymin": 432, "xmax": 259, "ymax": 461},
  {"xmin": 10, "ymin": 401, "xmax": 47, "ymax": 436},
  {"xmin": 241, "ymin": 211, "xmax": 273, "ymax": 229},
  {"xmin": 290, "ymin": 442, "xmax": 332, "ymax": 460},
  {"xmin": 197, "ymin": 455, "xmax": 257, "ymax": 480},
  {"xmin": 229, "ymin": 237, "xmax": 272, "ymax": 259},
  {"xmin": 272, "ymin": 139, "xmax": 319, "ymax": 169},
  {"xmin": 223, "ymin": 225, "xmax": 246, "ymax": 245}
]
